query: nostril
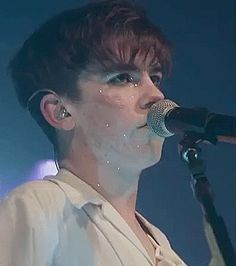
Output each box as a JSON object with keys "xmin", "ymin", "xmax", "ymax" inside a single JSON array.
[{"xmin": 139, "ymin": 94, "xmax": 164, "ymax": 110}]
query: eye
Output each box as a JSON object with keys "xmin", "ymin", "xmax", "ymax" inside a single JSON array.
[
  {"xmin": 150, "ymin": 73, "xmax": 162, "ymax": 87},
  {"xmin": 107, "ymin": 73, "xmax": 136, "ymax": 86}
]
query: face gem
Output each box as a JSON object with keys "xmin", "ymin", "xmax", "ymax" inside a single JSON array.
[{"xmin": 129, "ymin": 83, "xmax": 138, "ymax": 88}]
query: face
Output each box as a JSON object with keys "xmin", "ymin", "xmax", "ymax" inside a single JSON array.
[{"xmin": 68, "ymin": 58, "xmax": 165, "ymax": 172}]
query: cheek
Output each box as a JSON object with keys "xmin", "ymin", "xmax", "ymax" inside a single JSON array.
[
  {"xmin": 78, "ymin": 103, "xmax": 128, "ymax": 141},
  {"xmin": 103, "ymin": 93, "xmax": 126, "ymax": 108},
  {"xmin": 96, "ymin": 91, "xmax": 134, "ymax": 130},
  {"xmin": 102, "ymin": 88, "xmax": 138, "ymax": 109},
  {"xmin": 75, "ymin": 89, "xmax": 138, "ymax": 146}
]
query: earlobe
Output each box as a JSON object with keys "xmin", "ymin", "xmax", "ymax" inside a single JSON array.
[
  {"xmin": 59, "ymin": 112, "xmax": 76, "ymax": 131},
  {"xmin": 40, "ymin": 93, "xmax": 75, "ymax": 131}
]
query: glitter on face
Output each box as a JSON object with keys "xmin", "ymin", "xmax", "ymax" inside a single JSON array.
[
  {"xmin": 106, "ymin": 123, "xmax": 110, "ymax": 127},
  {"xmin": 99, "ymin": 89, "xmax": 103, "ymax": 93},
  {"xmin": 136, "ymin": 145, "xmax": 140, "ymax": 148},
  {"xmin": 106, "ymin": 160, "xmax": 110, "ymax": 164},
  {"xmin": 129, "ymin": 83, "xmax": 138, "ymax": 88},
  {"xmin": 117, "ymin": 167, "xmax": 120, "ymax": 171},
  {"xmin": 97, "ymin": 183, "xmax": 100, "ymax": 187},
  {"xmin": 123, "ymin": 133, "xmax": 127, "ymax": 137}
]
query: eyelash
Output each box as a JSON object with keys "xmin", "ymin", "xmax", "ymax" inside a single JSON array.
[
  {"xmin": 151, "ymin": 74, "xmax": 162, "ymax": 87},
  {"xmin": 107, "ymin": 73, "xmax": 162, "ymax": 87}
]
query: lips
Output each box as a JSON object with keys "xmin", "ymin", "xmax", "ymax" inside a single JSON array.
[{"xmin": 138, "ymin": 123, "xmax": 147, "ymax": 128}]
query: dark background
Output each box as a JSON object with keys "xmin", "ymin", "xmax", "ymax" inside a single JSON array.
[{"xmin": 0, "ymin": 0, "xmax": 235, "ymax": 265}]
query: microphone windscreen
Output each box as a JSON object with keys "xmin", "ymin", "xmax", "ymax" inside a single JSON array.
[{"xmin": 147, "ymin": 99, "xmax": 179, "ymax": 137}]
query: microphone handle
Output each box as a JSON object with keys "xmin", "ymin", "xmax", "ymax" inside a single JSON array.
[
  {"xmin": 165, "ymin": 108, "xmax": 236, "ymax": 142},
  {"xmin": 217, "ymin": 136, "xmax": 236, "ymax": 144},
  {"xmin": 206, "ymin": 113, "xmax": 236, "ymax": 138}
]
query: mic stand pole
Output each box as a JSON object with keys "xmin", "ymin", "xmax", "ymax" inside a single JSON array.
[{"xmin": 178, "ymin": 132, "xmax": 236, "ymax": 266}]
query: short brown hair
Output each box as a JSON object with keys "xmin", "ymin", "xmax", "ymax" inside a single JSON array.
[{"xmin": 8, "ymin": 0, "xmax": 171, "ymax": 146}]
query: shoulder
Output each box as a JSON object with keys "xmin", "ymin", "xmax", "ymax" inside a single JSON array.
[
  {"xmin": 0, "ymin": 179, "xmax": 66, "ymax": 265},
  {"xmin": 0, "ymin": 178, "xmax": 67, "ymax": 219}
]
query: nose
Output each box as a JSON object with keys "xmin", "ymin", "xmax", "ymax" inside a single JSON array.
[{"xmin": 138, "ymin": 77, "xmax": 164, "ymax": 110}]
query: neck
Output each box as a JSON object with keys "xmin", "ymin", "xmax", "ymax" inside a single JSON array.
[{"xmin": 59, "ymin": 150, "xmax": 141, "ymax": 224}]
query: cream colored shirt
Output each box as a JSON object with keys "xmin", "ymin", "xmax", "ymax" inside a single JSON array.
[{"xmin": 0, "ymin": 168, "xmax": 186, "ymax": 266}]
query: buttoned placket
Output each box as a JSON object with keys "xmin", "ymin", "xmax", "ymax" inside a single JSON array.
[
  {"xmin": 97, "ymin": 201, "xmax": 156, "ymax": 266},
  {"xmin": 147, "ymin": 234, "xmax": 185, "ymax": 266},
  {"xmin": 147, "ymin": 234, "xmax": 161, "ymax": 265}
]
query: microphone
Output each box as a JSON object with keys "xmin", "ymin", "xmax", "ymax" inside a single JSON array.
[{"xmin": 147, "ymin": 99, "xmax": 236, "ymax": 143}]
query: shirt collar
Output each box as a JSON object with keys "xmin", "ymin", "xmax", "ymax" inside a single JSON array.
[
  {"xmin": 44, "ymin": 168, "xmax": 163, "ymax": 246},
  {"xmin": 44, "ymin": 168, "xmax": 186, "ymax": 265},
  {"xmin": 44, "ymin": 169, "xmax": 154, "ymax": 262},
  {"xmin": 44, "ymin": 168, "xmax": 106, "ymax": 209},
  {"xmin": 44, "ymin": 168, "xmax": 163, "ymax": 245}
]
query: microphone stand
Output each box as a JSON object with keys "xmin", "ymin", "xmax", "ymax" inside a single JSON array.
[{"xmin": 178, "ymin": 132, "xmax": 236, "ymax": 266}]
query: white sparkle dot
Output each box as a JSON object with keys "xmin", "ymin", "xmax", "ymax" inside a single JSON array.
[
  {"xmin": 106, "ymin": 160, "xmax": 110, "ymax": 164},
  {"xmin": 117, "ymin": 167, "xmax": 120, "ymax": 171},
  {"xmin": 99, "ymin": 89, "xmax": 103, "ymax": 93},
  {"xmin": 137, "ymin": 145, "xmax": 140, "ymax": 148},
  {"xmin": 97, "ymin": 183, "xmax": 100, "ymax": 187},
  {"xmin": 106, "ymin": 123, "xmax": 110, "ymax": 127},
  {"xmin": 123, "ymin": 133, "xmax": 126, "ymax": 137}
]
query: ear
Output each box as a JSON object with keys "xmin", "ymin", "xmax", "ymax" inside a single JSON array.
[{"xmin": 40, "ymin": 93, "xmax": 75, "ymax": 131}]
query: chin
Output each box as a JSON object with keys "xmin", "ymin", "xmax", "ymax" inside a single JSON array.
[
  {"xmin": 143, "ymin": 152, "xmax": 162, "ymax": 168},
  {"xmin": 140, "ymin": 139, "xmax": 164, "ymax": 167},
  {"xmin": 129, "ymin": 144, "xmax": 163, "ymax": 170},
  {"xmin": 129, "ymin": 155, "xmax": 161, "ymax": 172}
]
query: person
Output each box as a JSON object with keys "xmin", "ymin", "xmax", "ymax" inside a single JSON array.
[{"xmin": 0, "ymin": 1, "xmax": 187, "ymax": 265}]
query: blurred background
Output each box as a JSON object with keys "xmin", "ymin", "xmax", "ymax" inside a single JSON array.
[{"xmin": 0, "ymin": 0, "xmax": 235, "ymax": 265}]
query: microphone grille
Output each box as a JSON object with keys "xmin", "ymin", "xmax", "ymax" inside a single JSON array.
[{"xmin": 147, "ymin": 99, "xmax": 179, "ymax": 137}]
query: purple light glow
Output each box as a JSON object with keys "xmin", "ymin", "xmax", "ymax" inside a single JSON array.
[{"xmin": 29, "ymin": 160, "xmax": 58, "ymax": 180}]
